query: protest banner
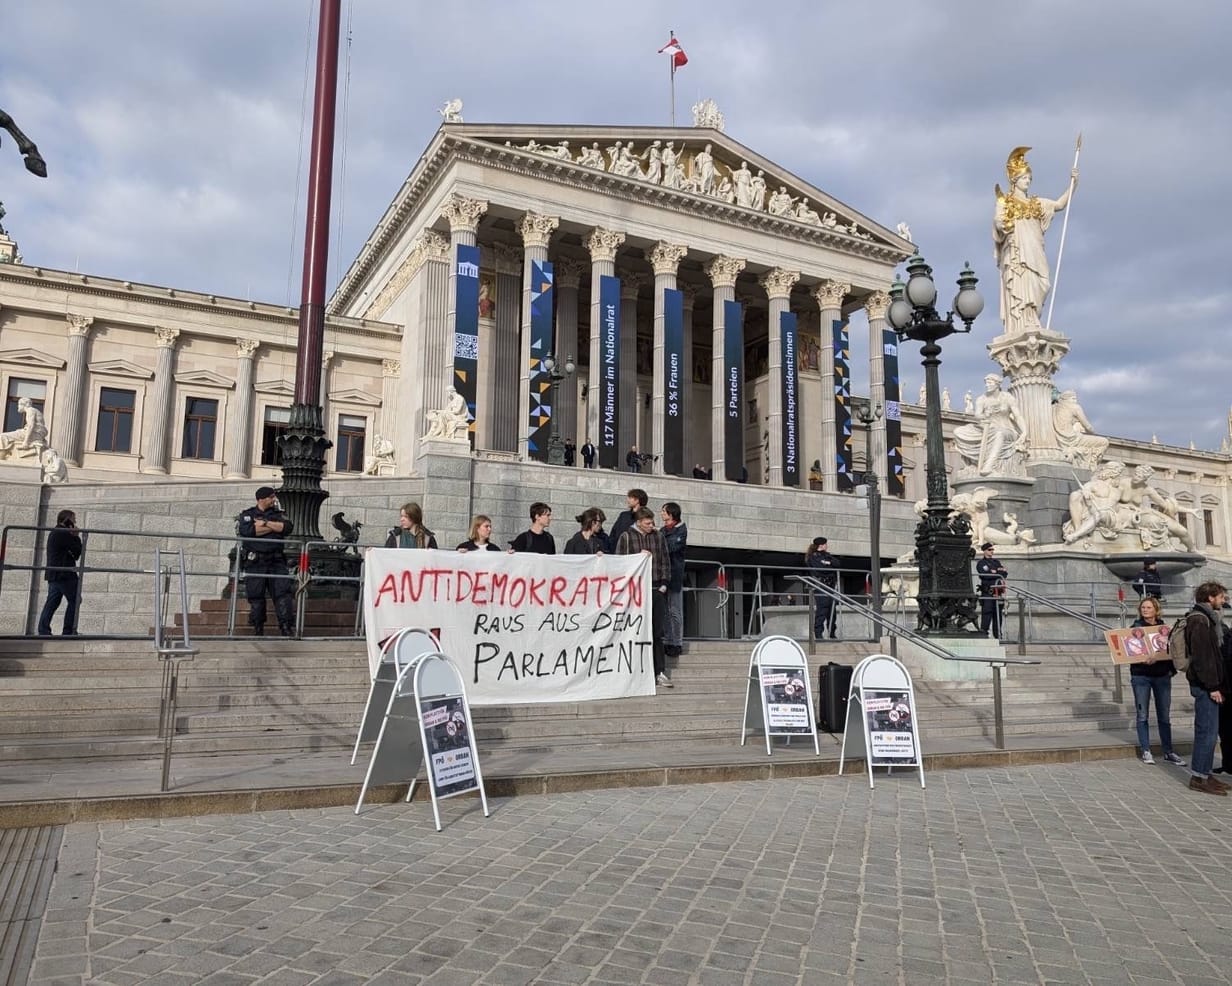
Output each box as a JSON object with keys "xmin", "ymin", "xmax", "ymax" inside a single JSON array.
[
  {"xmin": 1104, "ymin": 625, "xmax": 1169, "ymax": 664},
  {"xmin": 363, "ymin": 549, "xmax": 654, "ymax": 705}
]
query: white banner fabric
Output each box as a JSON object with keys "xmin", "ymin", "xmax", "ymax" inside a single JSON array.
[{"xmin": 363, "ymin": 549, "xmax": 655, "ymax": 705}]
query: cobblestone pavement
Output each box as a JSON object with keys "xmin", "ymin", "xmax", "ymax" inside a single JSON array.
[{"xmin": 28, "ymin": 761, "xmax": 1232, "ymax": 985}]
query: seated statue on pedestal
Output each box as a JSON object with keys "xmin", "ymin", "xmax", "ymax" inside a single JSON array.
[
  {"xmin": 1063, "ymin": 460, "xmax": 1196, "ymax": 551},
  {"xmin": 948, "ymin": 486, "xmax": 1037, "ymax": 548},
  {"xmin": 1052, "ymin": 390, "xmax": 1109, "ymax": 469},
  {"xmin": 363, "ymin": 435, "xmax": 395, "ymax": 476},
  {"xmin": 953, "ymin": 374, "xmax": 1028, "ymax": 477},
  {"xmin": 423, "ymin": 388, "xmax": 470, "ymax": 442},
  {"xmin": 0, "ymin": 397, "xmax": 48, "ymax": 459}
]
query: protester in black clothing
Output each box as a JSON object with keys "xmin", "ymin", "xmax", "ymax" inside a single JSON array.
[
  {"xmin": 805, "ymin": 536, "xmax": 838, "ymax": 639},
  {"xmin": 615, "ymin": 507, "xmax": 673, "ymax": 688},
  {"xmin": 580, "ymin": 439, "xmax": 597, "ymax": 469},
  {"xmin": 1216, "ymin": 610, "xmax": 1232, "ymax": 774},
  {"xmin": 1131, "ymin": 558, "xmax": 1163, "ymax": 599},
  {"xmin": 456, "ymin": 515, "xmax": 500, "ymax": 552},
  {"xmin": 385, "ymin": 502, "xmax": 437, "ymax": 549},
  {"xmin": 37, "ymin": 508, "xmax": 82, "ymax": 636},
  {"xmin": 509, "ymin": 502, "xmax": 555, "ymax": 554},
  {"xmin": 564, "ymin": 508, "xmax": 607, "ymax": 555},
  {"xmin": 1129, "ymin": 595, "xmax": 1183, "ymax": 766},
  {"xmin": 660, "ymin": 502, "xmax": 688, "ymax": 658},
  {"xmin": 609, "ymin": 488, "xmax": 646, "ymax": 549},
  {"xmin": 626, "ymin": 445, "xmax": 643, "ymax": 472},
  {"xmin": 238, "ymin": 486, "xmax": 295, "ymax": 637},
  {"xmin": 975, "ymin": 542, "xmax": 1008, "ymax": 638},
  {"xmin": 1185, "ymin": 581, "xmax": 1229, "ymax": 795}
]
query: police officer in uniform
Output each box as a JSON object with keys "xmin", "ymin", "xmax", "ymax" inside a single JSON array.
[
  {"xmin": 976, "ymin": 542, "xmax": 1008, "ymax": 638},
  {"xmin": 1131, "ymin": 557, "xmax": 1163, "ymax": 600},
  {"xmin": 806, "ymin": 536, "xmax": 839, "ymax": 639},
  {"xmin": 238, "ymin": 486, "xmax": 295, "ymax": 636}
]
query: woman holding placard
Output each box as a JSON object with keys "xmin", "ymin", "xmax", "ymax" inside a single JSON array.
[{"xmin": 1130, "ymin": 596, "xmax": 1183, "ymax": 767}]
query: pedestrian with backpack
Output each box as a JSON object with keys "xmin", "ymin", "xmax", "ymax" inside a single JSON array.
[
  {"xmin": 1184, "ymin": 581, "xmax": 1229, "ymax": 796},
  {"xmin": 1129, "ymin": 596, "xmax": 1184, "ymax": 766}
]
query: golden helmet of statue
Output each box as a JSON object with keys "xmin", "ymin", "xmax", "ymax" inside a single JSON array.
[{"xmin": 1005, "ymin": 146, "xmax": 1032, "ymax": 181}]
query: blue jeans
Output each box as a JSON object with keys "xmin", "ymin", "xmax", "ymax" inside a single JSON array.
[
  {"xmin": 38, "ymin": 576, "xmax": 79, "ymax": 636},
  {"xmin": 1190, "ymin": 685, "xmax": 1220, "ymax": 779},
  {"xmin": 1131, "ymin": 675, "xmax": 1174, "ymax": 754}
]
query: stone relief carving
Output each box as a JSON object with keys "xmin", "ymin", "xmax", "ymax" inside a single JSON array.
[
  {"xmin": 1052, "ymin": 390, "xmax": 1109, "ymax": 469},
  {"xmin": 423, "ymin": 388, "xmax": 470, "ymax": 442},
  {"xmin": 1063, "ymin": 460, "xmax": 1197, "ymax": 551},
  {"xmin": 691, "ymin": 98, "xmax": 725, "ymax": 131},
  {"xmin": 439, "ymin": 98, "xmax": 463, "ymax": 123},
  {"xmin": 953, "ymin": 374, "xmax": 1028, "ymax": 478},
  {"xmin": 949, "ymin": 487, "xmax": 1037, "ymax": 548}
]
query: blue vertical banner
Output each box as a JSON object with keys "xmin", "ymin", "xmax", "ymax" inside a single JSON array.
[
  {"xmin": 526, "ymin": 260, "xmax": 555, "ymax": 461},
  {"xmin": 882, "ymin": 329, "xmax": 905, "ymax": 497},
  {"xmin": 452, "ymin": 244, "xmax": 481, "ymax": 448},
  {"xmin": 723, "ymin": 299, "xmax": 745, "ymax": 482},
  {"xmin": 663, "ymin": 288, "xmax": 685, "ymax": 476},
  {"xmin": 598, "ymin": 274, "xmax": 621, "ymax": 469},
  {"xmin": 832, "ymin": 319, "xmax": 853, "ymax": 491},
  {"xmin": 780, "ymin": 311, "xmax": 800, "ymax": 487}
]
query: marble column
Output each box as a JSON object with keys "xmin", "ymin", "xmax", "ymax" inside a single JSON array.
[
  {"xmin": 440, "ymin": 193, "xmax": 487, "ymax": 417},
  {"xmin": 554, "ymin": 257, "xmax": 586, "ymax": 447},
  {"xmin": 492, "ymin": 243, "xmax": 521, "ymax": 452},
  {"xmin": 380, "ymin": 358, "xmax": 401, "ymax": 470},
  {"xmin": 618, "ymin": 272, "xmax": 647, "ymax": 458},
  {"xmin": 865, "ymin": 290, "xmax": 891, "ymax": 487},
  {"xmin": 517, "ymin": 212, "xmax": 560, "ymax": 460},
  {"xmin": 585, "ymin": 228, "xmax": 625, "ymax": 452},
  {"xmin": 811, "ymin": 279, "xmax": 850, "ymax": 492},
  {"xmin": 680, "ymin": 286, "xmax": 698, "ymax": 471},
  {"xmin": 650, "ymin": 242, "xmax": 687, "ymax": 475},
  {"xmin": 55, "ymin": 314, "xmax": 93, "ymax": 465},
  {"xmin": 705, "ymin": 255, "xmax": 746, "ymax": 479},
  {"xmin": 224, "ymin": 338, "xmax": 259, "ymax": 478},
  {"xmin": 760, "ymin": 268, "xmax": 800, "ymax": 486},
  {"xmin": 144, "ymin": 326, "xmax": 180, "ymax": 474},
  {"xmin": 394, "ymin": 231, "xmax": 446, "ymax": 464},
  {"xmin": 990, "ymin": 330, "xmax": 1070, "ymax": 461}
]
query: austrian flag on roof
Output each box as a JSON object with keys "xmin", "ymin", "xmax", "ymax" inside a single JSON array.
[{"xmin": 658, "ymin": 34, "xmax": 688, "ymax": 70}]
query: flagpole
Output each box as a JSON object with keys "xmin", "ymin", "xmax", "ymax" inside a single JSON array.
[{"xmin": 1045, "ymin": 132, "xmax": 1082, "ymax": 331}]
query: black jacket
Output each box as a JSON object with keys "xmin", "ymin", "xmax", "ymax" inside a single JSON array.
[
  {"xmin": 45, "ymin": 526, "xmax": 82, "ymax": 583},
  {"xmin": 609, "ymin": 509, "xmax": 637, "ymax": 550},
  {"xmin": 662, "ymin": 521, "xmax": 688, "ymax": 591},
  {"xmin": 563, "ymin": 531, "xmax": 604, "ymax": 555},
  {"xmin": 1129, "ymin": 617, "xmax": 1174, "ymax": 678},
  {"xmin": 806, "ymin": 550, "xmax": 838, "ymax": 588},
  {"xmin": 1186, "ymin": 604, "xmax": 1225, "ymax": 694},
  {"xmin": 1131, "ymin": 568, "xmax": 1162, "ymax": 598}
]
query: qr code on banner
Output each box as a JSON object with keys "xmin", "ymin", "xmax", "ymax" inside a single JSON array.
[{"xmin": 454, "ymin": 333, "xmax": 478, "ymax": 360}]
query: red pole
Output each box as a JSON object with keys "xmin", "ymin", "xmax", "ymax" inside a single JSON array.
[{"xmin": 295, "ymin": 0, "xmax": 341, "ymax": 406}]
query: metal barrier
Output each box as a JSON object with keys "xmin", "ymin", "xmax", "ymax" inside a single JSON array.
[{"xmin": 153, "ymin": 547, "xmax": 198, "ymax": 792}]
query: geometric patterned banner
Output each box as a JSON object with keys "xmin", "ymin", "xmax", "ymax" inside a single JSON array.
[
  {"xmin": 526, "ymin": 259, "xmax": 554, "ymax": 461},
  {"xmin": 882, "ymin": 329, "xmax": 905, "ymax": 497},
  {"xmin": 597, "ymin": 274, "xmax": 621, "ymax": 469},
  {"xmin": 452, "ymin": 243, "xmax": 481, "ymax": 448},
  {"xmin": 662, "ymin": 288, "xmax": 684, "ymax": 477},
  {"xmin": 832, "ymin": 318, "xmax": 853, "ymax": 492},
  {"xmin": 780, "ymin": 310, "xmax": 800, "ymax": 487}
]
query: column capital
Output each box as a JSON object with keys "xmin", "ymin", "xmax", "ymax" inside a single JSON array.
[
  {"xmin": 440, "ymin": 194, "xmax": 488, "ymax": 235},
  {"xmin": 555, "ymin": 256, "xmax": 587, "ymax": 289},
  {"xmin": 420, "ymin": 229, "xmax": 451, "ymax": 262},
  {"xmin": 705, "ymin": 255, "xmax": 746, "ymax": 289},
  {"xmin": 864, "ymin": 290, "xmax": 891, "ymax": 321},
  {"xmin": 811, "ymin": 279, "xmax": 850, "ymax": 310},
  {"xmin": 585, "ymin": 227, "xmax": 625, "ymax": 263},
  {"xmin": 66, "ymin": 313, "xmax": 94, "ymax": 337},
  {"xmin": 519, "ymin": 212, "xmax": 560, "ymax": 249},
  {"xmin": 235, "ymin": 338, "xmax": 259, "ymax": 359},
  {"xmin": 322, "ymin": 350, "xmax": 335, "ymax": 369},
  {"xmin": 382, "ymin": 358, "xmax": 401, "ymax": 378},
  {"xmin": 649, "ymin": 241, "xmax": 688, "ymax": 276},
  {"xmin": 759, "ymin": 268, "xmax": 800, "ymax": 301},
  {"xmin": 493, "ymin": 242, "xmax": 522, "ymax": 275},
  {"xmin": 618, "ymin": 271, "xmax": 650, "ymax": 301},
  {"xmin": 153, "ymin": 326, "xmax": 180, "ymax": 349}
]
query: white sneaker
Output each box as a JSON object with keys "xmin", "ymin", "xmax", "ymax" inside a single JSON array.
[
  {"xmin": 1163, "ymin": 752, "xmax": 1186, "ymax": 766},
  {"xmin": 656, "ymin": 672, "xmax": 673, "ymax": 688},
  {"xmin": 1140, "ymin": 751, "xmax": 1155, "ymax": 765}
]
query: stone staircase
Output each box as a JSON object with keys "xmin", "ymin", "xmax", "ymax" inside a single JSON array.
[
  {"xmin": 0, "ymin": 637, "xmax": 1149, "ymax": 764},
  {"xmin": 162, "ymin": 596, "xmax": 361, "ymax": 638}
]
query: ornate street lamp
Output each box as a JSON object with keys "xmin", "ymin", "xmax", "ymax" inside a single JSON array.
[
  {"xmin": 0, "ymin": 109, "xmax": 47, "ymax": 177},
  {"xmin": 886, "ymin": 253, "xmax": 985, "ymax": 635},
  {"xmin": 855, "ymin": 397, "xmax": 883, "ymax": 639},
  {"xmin": 543, "ymin": 352, "xmax": 575, "ymax": 466}
]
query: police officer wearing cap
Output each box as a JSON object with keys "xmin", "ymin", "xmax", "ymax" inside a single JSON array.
[
  {"xmin": 1132, "ymin": 557, "xmax": 1163, "ymax": 600},
  {"xmin": 975, "ymin": 542, "xmax": 1008, "ymax": 638},
  {"xmin": 238, "ymin": 486, "xmax": 295, "ymax": 636},
  {"xmin": 805, "ymin": 536, "xmax": 839, "ymax": 639}
]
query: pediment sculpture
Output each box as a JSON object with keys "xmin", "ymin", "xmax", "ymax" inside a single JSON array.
[
  {"xmin": 1063, "ymin": 460, "xmax": 1196, "ymax": 551},
  {"xmin": 423, "ymin": 388, "xmax": 470, "ymax": 443},
  {"xmin": 952, "ymin": 374, "xmax": 1028, "ymax": 478}
]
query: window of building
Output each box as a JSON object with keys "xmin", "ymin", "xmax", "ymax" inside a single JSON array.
[
  {"xmin": 260, "ymin": 406, "xmax": 291, "ymax": 466},
  {"xmin": 4, "ymin": 377, "xmax": 46, "ymax": 432},
  {"xmin": 181, "ymin": 397, "xmax": 219, "ymax": 460},
  {"xmin": 335, "ymin": 414, "xmax": 366, "ymax": 472},
  {"xmin": 1205, "ymin": 509, "xmax": 1216, "ymax": 546},
  {"xmin": 94, "ymin": 387, "xmax": 136, "ymax": 453}
]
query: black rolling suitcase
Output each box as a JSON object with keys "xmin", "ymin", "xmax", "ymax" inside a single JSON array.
[{"xmin": 817, "ymin": 662, "xmax": 853, "ymax": 733}]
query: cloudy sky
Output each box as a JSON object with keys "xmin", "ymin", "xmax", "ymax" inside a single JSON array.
[{"xmin": 3, "ymin": 1, "xmax": 1229, "ymax": 448}]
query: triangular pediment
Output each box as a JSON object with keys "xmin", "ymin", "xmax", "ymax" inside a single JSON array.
[
  {"xmin": 174, "ymin": 369, "xmax": 234, "ymax": 389},
  {"xmin": 254, "ymin": 378, "xmax": 295, "ymax": 397},
  {"xmin": 0, "ymin": 348, "xmax": 65, "ymax": 369},
  {"xmin": 88, "ymin": 358, "xmax": 153, "ymax": 380},
  {"xmin": 329, "ymin": 387, "xmax": 382, "ymax": 407}
]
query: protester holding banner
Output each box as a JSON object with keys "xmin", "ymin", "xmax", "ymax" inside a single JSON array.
[
  {"xmin": 660, "ymin": 502, "xmax": 688, "ymax": 658},
  {"xmin": 564, "ymin": 508, "xmax": 607, "ymax": 555},
  {"xmin": 456, "ymin": 515, "xmax": 500, "ymax": 552},
  {"xmin": 1129, "ymin": 595, "xmax": 1182, "ymax": 766},
  {"xmin": 609, "ymin": 489, "xmax": 647, "ymax": 549},
  {"xmin": 509, "ymin": 502, "xmax": 556, "ymax": 554},
  {"xmin": 616, "ymin": 506, "xmax": 672, "ymax": 688},
  {"xmin": 385, "ymin": 502, "xmax": 437, "ymax": 550}
]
